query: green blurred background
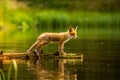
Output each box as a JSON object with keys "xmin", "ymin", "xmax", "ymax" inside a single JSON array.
[{"xmin": 0, "ymin": 0, "xmax": 120, "ymax": 42}]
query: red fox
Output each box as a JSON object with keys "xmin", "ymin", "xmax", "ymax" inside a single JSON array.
[{"xmin": 27, "ymin": 26, "xmax": 78, "ymax": 56}]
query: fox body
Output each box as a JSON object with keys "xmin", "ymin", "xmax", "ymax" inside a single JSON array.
[{"xmin": 27, "ymin": 26, "xmax": 78, "ymax": 55}]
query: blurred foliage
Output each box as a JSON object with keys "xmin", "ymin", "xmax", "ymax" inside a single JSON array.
[
  {"xmin": 17, "ymin": 0, "xmax": 120, "ymax": 12},
  {"xmin": 0, "ymin": 0, "xmax": 120, "ymax": 41}
]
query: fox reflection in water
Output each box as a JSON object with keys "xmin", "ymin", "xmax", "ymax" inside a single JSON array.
[{"xmin": 26, "ymin": 57, "xmax": 83, "ymax": 80}]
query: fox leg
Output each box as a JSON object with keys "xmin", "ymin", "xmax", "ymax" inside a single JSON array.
[
  {"xmin": 37, "ymin": 41, "xmax": 49, "ymax": 53},
  {"xmin": 27, "ymin": 40, "xmax": 40, "ymax": 53},
  {"xmin": 59, "ymin": 42, "xmax": 66, "ymax": 56}
]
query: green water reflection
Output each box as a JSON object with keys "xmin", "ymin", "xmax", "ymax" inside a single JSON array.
[{"xmin": 0, "ymin": 39, "xmax": 120, "ymax": 80}]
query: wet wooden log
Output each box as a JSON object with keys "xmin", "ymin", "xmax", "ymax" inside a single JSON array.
[
  {"xmin": 0, "ymin": 53, "xmax": 25, "ymax": 60},
  {"xmin": 0, "ymin": 52, "xmax": 83, "ymax": 60}
]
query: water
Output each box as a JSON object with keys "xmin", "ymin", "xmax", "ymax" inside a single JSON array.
[{"xmin": 0, "ymin": 39, "xmax": 120, "ymax": 80}]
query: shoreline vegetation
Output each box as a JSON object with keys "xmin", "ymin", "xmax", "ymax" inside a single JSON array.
[{"xmin": 0, "ymin": 0, "xmax": 120, "ymax": 42}]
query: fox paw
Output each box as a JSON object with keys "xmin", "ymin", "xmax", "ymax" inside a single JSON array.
[
  {"xmin": 62, "ymin": 52, "xmax": 67, "ymax": 56},
  {"xmin": 25, "ymin": 54, "xmax": 29, "ymax": 60},
  {"xmin": 54, "ymin": 51, "xmax": 59, "ymax": 56},
  {"xmin": 60, "ymin": 52, "xmax": 67, "ymax": 56}
]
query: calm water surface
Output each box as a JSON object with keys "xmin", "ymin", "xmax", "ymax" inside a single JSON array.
[{"xmin": 0, "ymin": 39, "xmax": 120, "ymax": 80}]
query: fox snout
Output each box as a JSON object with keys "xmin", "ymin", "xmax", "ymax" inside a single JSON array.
[
  {"xmin": 69, "ymin": 33, "xmax": 77, "ymax": 39},
  {"xmin": 74, "ymin": 35, "xmax": 77, "ymax": 39},
  {"xmin": 72, "ymin": 33, "xmax": 77, "ymax": 39}
]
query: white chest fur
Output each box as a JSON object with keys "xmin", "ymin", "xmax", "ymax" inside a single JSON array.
[{"xmin": 64, "ymin": 33, "xmax": 73, "ymax": 43}]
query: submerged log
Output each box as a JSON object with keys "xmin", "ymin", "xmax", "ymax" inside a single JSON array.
[
  {"xmin": 0, "ymin": 52, "xmax": 83, "ymax": 60},
  {"xmin": 0, "ymin": 53, "xmax": 25, "ymax": 60}
]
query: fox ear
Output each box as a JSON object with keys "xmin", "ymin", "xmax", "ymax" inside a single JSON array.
[
  {"xmin": 75, "ymin": 26, "xmax": 78, "ymax": 31},
  {"xmin": 69, "ymin": 26, "xmax": 73, "ymax": 32}
]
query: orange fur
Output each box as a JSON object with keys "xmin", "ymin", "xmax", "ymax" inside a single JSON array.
[{"xmin": 27, "ymin": 26, "xmax": 78, "ymax": 55}]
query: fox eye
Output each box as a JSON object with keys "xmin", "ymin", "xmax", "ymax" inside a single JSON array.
[{"xmin": 71, "ymin": 33, "xmax": 74, "ymax": 35}]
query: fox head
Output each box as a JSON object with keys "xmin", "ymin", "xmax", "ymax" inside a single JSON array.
[{"xmin": 68, "ymin": 26, "xmax": 78, "ymax": 39}]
